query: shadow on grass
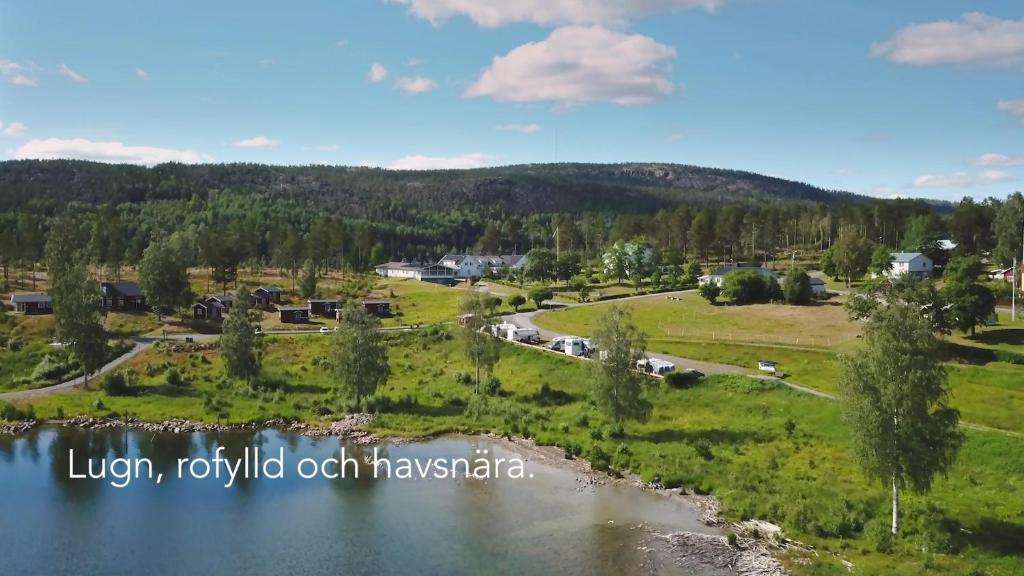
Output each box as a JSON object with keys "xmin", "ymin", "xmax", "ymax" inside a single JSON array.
[
  {"xmin": 139, "ymin": 385, "xmax": 201, "ymax": 398},
  {"xmin": 970, "ymin": 328, "xmax": 1024, "ymax": 347},
  {"xmin": 630, "ymin": 427, "xmax": 770, "ymax": 445},
  {"xmin": 955, "ymin": 517, "xmax": 1024, "ymax": 557},
  {"xmin": 944, "ymin": 343, "xmax": 1024, "ymax": 366}
]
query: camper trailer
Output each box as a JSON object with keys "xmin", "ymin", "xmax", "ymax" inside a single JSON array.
[
  {"xmin": 490, "ymin": 322, "xmax": 517, "ymax": 337},
  {"xmin": 507, "ymin": 327, "xmax": 540, "ymax": 344},
  {"xmin": 637, "ymin": 358, "xmax": 676, "ymax": 376},
  {"xmin": 757, "ymin": 360, "xmax": 777, "ymax": 374},
  {"xmin": 548, "ymin": 335, "xmax": 576, "ymax": 352}
]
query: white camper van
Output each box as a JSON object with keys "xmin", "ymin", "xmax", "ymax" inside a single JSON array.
[
  {"xmin": 563, "ymin": 336, "xmax": 587, "ymax": 357},
  {"xmin": 507, "ymin": 327, "xmax": 540, "ymax": 344},
  {"xmin": 637, "ymin": 358, "xmax": 676, "ymax": 376}
]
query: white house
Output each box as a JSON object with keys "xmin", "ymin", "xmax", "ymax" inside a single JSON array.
[
  {"xmin": 884, "ymin": 252, "xmax": 933, "ymax": 279},
  {"xmin": 699, "ymin": 265, "xmax": 779, "ymax": 288},
  {"xmin": 374, "ymin": 261, "xmax": 458, "ymax": 284},
  {"xmin": 437, "ymin": 254, "xmax": 527, "ymax": 279}
]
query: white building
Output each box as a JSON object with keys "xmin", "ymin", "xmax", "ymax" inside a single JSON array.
[
  {"xmin": 374, "ymin": 261, "xmax": 458, "ymax": 284},
  {"xmin": 437, "ymin": 254, "xmax": 527, "ymax": 279},
  {"xmin": 699, "ymin": 265, "xmax": 779, "ymax": 288},
  {"xmin": 885, "ymin": 252, "xmax": 933, "ymax": 279}
]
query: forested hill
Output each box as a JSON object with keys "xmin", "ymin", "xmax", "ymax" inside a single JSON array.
[{"xmin": 0, "ymin": 160, "xmax": 862, "ymax": 215}]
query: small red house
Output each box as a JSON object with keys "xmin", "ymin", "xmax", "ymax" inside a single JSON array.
[
  {"xmin": 362, "ymin": 299, "xmax": 392, "ymax": 317},
  {"xmin": 101, "ymin": 282, "xmax": 146, "ymax": 310},
  {"xmin": 10, "ymin": 293, "xmax": 53, "ymax": 315},
  {"xmin": 309, "ymin": 298, "xmax": 339, "ymax": 317},
  {"xmin": 254, "ymin": 286, "xmax": 283, "ymax": 309},
  {"xmin": 191, "ymin": 300, "xmax": 224, "ymax": 321},
  {"xmin": 279, "ymin": 306, "xmax": 310, "ymax": 324}
]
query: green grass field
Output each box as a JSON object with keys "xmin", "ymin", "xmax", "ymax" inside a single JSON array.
[
  {"xmin": 535, "ymin": 291, "xmax": 861, "ymax": 350},
  {"xmin": 10, "ymin": 330, "xmax": 1023, "ymax": 576}
]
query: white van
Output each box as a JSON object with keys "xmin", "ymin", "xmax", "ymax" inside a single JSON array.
[
  {"xmin": 508, "ymin": 327, "xmax": 540, "ymax": 344},
  {"xmin": 637, "ymin": 358, "xmax": 676, "ymax": 376}
]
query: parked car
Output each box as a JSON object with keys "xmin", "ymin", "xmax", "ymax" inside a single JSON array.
[{"xmin": 319, "ymin": 326, "xmax": 332, "ymax": 335}]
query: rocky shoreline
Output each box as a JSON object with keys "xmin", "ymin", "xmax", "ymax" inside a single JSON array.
[{"xmin": 0, "ymin": 414, "xmax": 381, "ymax": 443}]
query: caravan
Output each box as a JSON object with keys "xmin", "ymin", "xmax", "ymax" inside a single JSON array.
[
  {"xmin": 637, "ymin": 358, "xmax": 676, "ymax": 376},
  {"xmin": 507, "ymin": 327, "xmax": 540, "ymax": 344}
]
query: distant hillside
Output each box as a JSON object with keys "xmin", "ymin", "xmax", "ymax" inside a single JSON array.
[{"xmin": 0, "ymin": 160, "xmax": 864, "ymax": 215}]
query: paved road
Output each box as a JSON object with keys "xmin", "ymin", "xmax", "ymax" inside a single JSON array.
[{"xmin": 0, "ymin": 338, "xmax": 158, "ymax": 401}]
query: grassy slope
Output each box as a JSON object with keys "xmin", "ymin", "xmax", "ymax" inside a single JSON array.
[
  {"xmin": 12, "ymin": 332, "xmax": 1024, "ymax": 576},
  {"xmin": 535, "ymin": 292, "xmax": 861, "ymax": 350}
]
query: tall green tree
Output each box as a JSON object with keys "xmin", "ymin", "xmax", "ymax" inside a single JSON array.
[
  {"xmin": 941, "ymin": 256, "xmax": 995, "ymax": 336},
  {"xmin": 833, "ymin": 231, "xmax": 872, "ymax": 287},
  {"xmin": 138, "ymin": 234, "xmax": 191, "ymax": 313},
  {"xmin": 458, "ymin": 290, "xmax": 501, "ymax": 394},
  {"xmin": 869, "ymin": 245, "xmax": 894, "ymax": 277},
  {"xmin": 220, "ymin": 288, "xmax": 261, "ymax": 382},
  {"xmin": 992, "ymin": 192, "xmax": 1024, "ymax": 267},
  {"xmin": 299, "ymin": 258, "xmax": 318, "ymax": 299},
  {"xmin": 782, "ymin": 268, "xmax": 813, "ymax": 305},
  {"xmin": 46, "ymin": 217, "xmax": 107, "ymax": 387},
  {"xmin": 330, "ymin": 302, "xmax": 390, "ymax": 408},
  {"xmin": 839, "ymin": 303, "xmax": 963, "ymax": 534},
  {"xmin": 591, "ymin": 305, "xmax": 651, "ymax": 423}
]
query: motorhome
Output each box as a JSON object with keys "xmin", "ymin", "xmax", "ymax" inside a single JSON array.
[
  {"xmin": 507, "ymin": 327, "xmax": 540, "ymax": 344},
  {"xmin": 637, "ymin": 358, "xmax": 676, "ymax": 376},
  {"xmin": 563, "ymin": 337, "xmax": 588, "ymax": 357},
  {"xmin": 758, "ymin": 360, "xmax": 777, "ymax": 374}
]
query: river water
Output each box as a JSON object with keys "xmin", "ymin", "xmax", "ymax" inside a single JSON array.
[{"xmin": 0, "ymin": 426, "xmax": 722, "ymax": 575}]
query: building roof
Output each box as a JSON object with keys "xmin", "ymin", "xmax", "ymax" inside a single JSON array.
[
  {"xmin": 258, "ymin": 285, "xmax": 283, "ymax": 293},
  {"xmin": 192, "ymin": 300, "xmax": 223, "ymax": 310},
  {"xmin": 809, "ymin": 277, "xmax": 826, "ymax": 286},
  {"xmin": 363, "ymin": 299, "xmax": 390, "ymax": 305},
  {"xmin": 891, "ymin": 252, "xmax": 926, "ymax": 263},
  {"xmin": 103, "ymin": 281, "xmax": 144, "ymax": 297},
  {"xmin": 938, "ymin": 239, "xmax": 957, "ymax": 251},
  {"xmin": 440, "ymin": 253, "xmax": 524, "ymax": 268},
  {"xmin": 308, "ymin": 298, "xmax": 338, "ymax": 303},
  {"xmin": 10, "ymin": 292, "xmax": 51, "ymax": 304},
  {"xmin": 278, "ymin": 305, "xmax": 308, "ymax": 311},
  {"xmin": 208, "ymin": 294, "xmax": 234, "ymax": 303}
]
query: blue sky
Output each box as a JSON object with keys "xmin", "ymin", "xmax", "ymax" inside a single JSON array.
[{"xmin": 1, "ymin": 1, "xmax": 1022, "ymax": 201}]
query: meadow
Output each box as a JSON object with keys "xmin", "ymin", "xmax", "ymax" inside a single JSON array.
[{"xmin": 9, "ymin": 330, "xmax": 1024, "ymax": 576}]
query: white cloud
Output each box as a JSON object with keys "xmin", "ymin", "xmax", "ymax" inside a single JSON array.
[
  {"xmin": 135, "ymin": 67, "xmax": 149, "ymax": 81},
  {"xmin": 394, "ymin": 76, "xmax": 437, "ymax": 93},
  {"xmin": 496, "ymin": 123, "xmax": 542, "ymax": 134},
  {"xmin": 388, "ymin": 153, "xmax": 493, "ymax": 170},
  {"xmin": 233, "ymin": 135, "xmax": 278, "ymax": 148},
  {"xmin": 257, "ymin": 58, "xmax": 275, "ymax": 66},
  {"xmin": 913, "ymin": 170, "xmax": 1015, "ymax": 188},
  {"xmin": 15, "ymin": 138, "xmax": 210, "ymax": 165},
  {"xmin": 997, "ymin": 99, "xmax": 1024, "ymax": 122},
  {"xmin": 406, "ymin": 57, "xmax": 426, "ymax": 67},
  {"xmin": 1, "ymin": 121, "xmax": 27, "ymax": 136},
  {"xmin": 466, "ymin": 26, "xmax": 677, "ymax": 106},
  {"xmin": 871, "ymin": 13, "xmax": 1024, "ymax": 68},
  {"xmin": 868, "ymin": 186, "xmax": 907, "ymax": 199},
  {"xmin": 971, "ymin": 152, "xmax": 1024, "ymax": 167},
  {"xmin": 303, "ymin": 144, "xmax": 341, "ymax": 152},
  {"xmin": 0, "ymin": 59, "xmax": 36, "ymax": 86},
  {"xmin": 388, "ymin": 0, "xmax": 723, "ymax": 28},
  {"xmin": 368, "ymin": 62, "xmax": 389, "ymax": 82},
  {"xmin": 336, "ymin": 39, "xmax": 350, "ymax": 48},
  {"xmin": 57, "ymin": 63, "xmax": 87, "ymax": 83}
]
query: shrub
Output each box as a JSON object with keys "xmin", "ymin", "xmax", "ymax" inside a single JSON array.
[
  {"xmin": 484, "ymin": 375, "xmax": 502, "ymax": 396},
  {"xmin": 664, "ymin": 371, "xmax": 700, "ymax": 389},
  {"xmin": 102, "ymin": 371, "xmax": 132, "ymax": 396},
  {"xmin": 165, "ymin": 367, "xmax": 186, "ymax": 387},
  {"xmin": 455, "ymin": 372, "xmax": 473, "ymax": 386},
  {"xmin": 698, "ymin": 282, "xmax": 721, "ymax": 304},
  {"xmin": 93, "ymin": 398, "xmax": 106, "ymax": 411},
  {"xmin": 782, "ymin": 268, "xmax": 814, "ymax": 305},
  {"xmin": 508, "ymin": 294, "xmax": 526, "ymax": 311},
  {"xmin": 722, "ymin": 269, "xmax": 782, "ymax": 304},
  {"xmin": 693, "ymin": 438, "xmax": 714, "ymax": 461},
  {"xmin": 589, "ymin": 445, "xmax": 611, "ymax": 471}
]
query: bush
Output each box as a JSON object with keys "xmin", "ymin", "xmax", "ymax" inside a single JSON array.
[
  {"xmin": 508, "ymin": 294, "xmax": 526, "ymax": 311},
  {"xmin": 165, "ymin": 367, "xmax": 187, "ymax": 387},
  {"xmin": 722, "ymin": 269, "xmax": 782, "ymax": 304},
  {"xmin": 102, "ymin": 371, "xmax": 133, "ymax": 396},
  {"xmin": 455, "ymin": 372, "xmax": 473, "ymax": 386},
  {"xmin": 782, "ymin": 268, "xmax": 814, "ymax": 305},
  {"xmin": 484, "ymin": 375, "xmax": 502, "ymax": 396},
  {"xmin": 589, "ymin": 445, "xmax": 611, "ymax": 471},
  {"xmin": 693, "ymin": 438, "xmax": 714, "ymax": 461},
  {"xmin": 698, "ymin": 282, "xmax": 720, "ymax": 304}
]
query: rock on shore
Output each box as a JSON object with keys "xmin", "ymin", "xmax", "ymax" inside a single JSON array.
[
  {"xmin": 54, "ymin": 414, "xmax": 380, "ymax": 442},
  {"xmin": 665, "ymin": 531, "xmax": 789, "ymax": 576},
  {"xmin": 0, "ymin": 420, "xmax": 38, "ymax": 435}
]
